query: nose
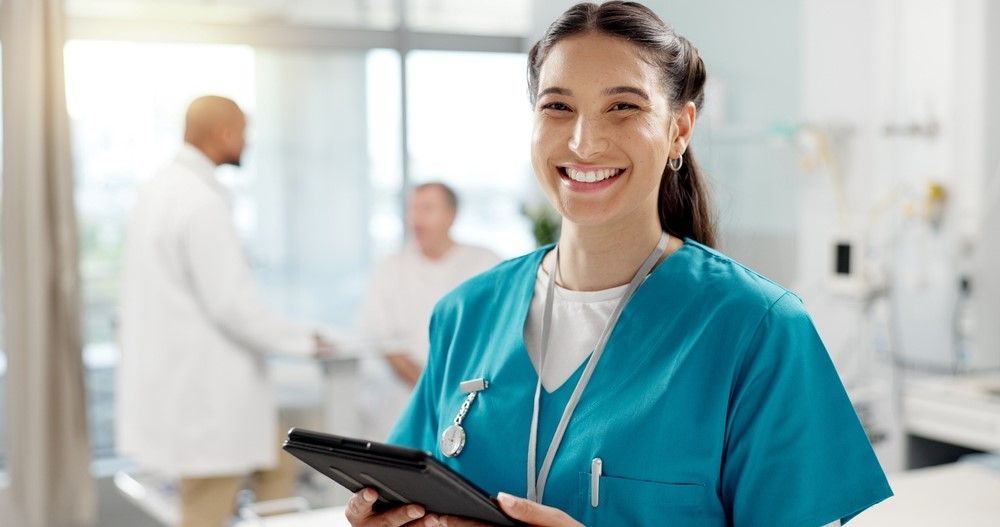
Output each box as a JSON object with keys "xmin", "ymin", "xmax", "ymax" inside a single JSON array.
[{"xmin": 568, "ymin": 114, "xmax": 609, "ymax": 160}]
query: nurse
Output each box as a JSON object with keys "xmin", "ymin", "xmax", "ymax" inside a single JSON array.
[{"xmin": 345, "ymin": 2, "xmax": 892, "ymax": 526}]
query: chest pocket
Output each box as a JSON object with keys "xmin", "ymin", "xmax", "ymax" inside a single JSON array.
[{"xmin": 576, "ymin": 472, "xmax": 716, "ymax": 527}]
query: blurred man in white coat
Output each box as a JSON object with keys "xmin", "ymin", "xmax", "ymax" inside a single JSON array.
[
  {"xmin": 357, "ymin": 183, "xmax": 500, "ymax": 440},
  {"xmin": 118, "ymin": 95, "xmax": 326, "ymax": 527}
]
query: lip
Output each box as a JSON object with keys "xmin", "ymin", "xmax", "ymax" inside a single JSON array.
[
  {"xmin": 560, "ymin": 163, "xmax": 626, "ymax": 171},
  {"xmin": 557, "ymin": 165, "xmax": 627, "ymax": 193}
]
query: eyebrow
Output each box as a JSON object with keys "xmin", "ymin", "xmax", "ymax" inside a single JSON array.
[
  {"xmin": 537, "ymin": 87, "xmax": 572, "ymax": 98},
  {"xmin": 603, "ymin": 86, "xmax": 651, "ymax": 101},
  {"xmin": 536, "ymin": 86, "xmax": 651, "ymax": 101}
]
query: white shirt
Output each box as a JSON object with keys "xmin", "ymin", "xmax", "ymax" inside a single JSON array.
[
  {"xmin": 117, "ymin": 144, "xmax": 314, "ymax": 477},
  {"xmin": 524, "ymin": 262, "xmax": 627, "ymax": 393},
  {"xmin": 358, "ymin": 242, "xmax": 500, "ymax": 440},
  {"xmin": 359, "ymin": 242, "xmax": 501, "ymax": 365}
]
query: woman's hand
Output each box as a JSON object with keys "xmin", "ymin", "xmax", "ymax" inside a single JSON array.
[
  {"xmin": 345, "ymin": 488, "xmax": 442, "ymax": 527},
  {"xmin": 436, "ymin": 492, "xmax": 583, "ymax": 527}
]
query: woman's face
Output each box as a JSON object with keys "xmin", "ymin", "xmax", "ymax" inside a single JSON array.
[{"xmin": 531, "ymin": 32, "xmax": 679, "ymax": 228}]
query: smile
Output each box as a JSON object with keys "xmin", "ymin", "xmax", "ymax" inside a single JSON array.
[{"xmin": 558, "ymin": 166, "xmax": 626, "ymax": 183}]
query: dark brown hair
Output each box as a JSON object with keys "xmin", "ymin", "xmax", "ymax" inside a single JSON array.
[{"xmin": 527, "ymin": 1, "xmax": 716, "ymax": 247}]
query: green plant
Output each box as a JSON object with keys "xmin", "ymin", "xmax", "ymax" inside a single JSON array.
[{"xmin": 520, "ymin": 202, "xmax": 561, "ymax": 247}]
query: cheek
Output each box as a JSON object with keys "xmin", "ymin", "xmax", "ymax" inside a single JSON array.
[
  {"xmin": 530, "ymin": 123, "xmax": 556, "ymax": 179},
  {"xmin": 624, "ymin": 119, "xmax": 670, "ymax": 169},
  {"xmin": 533, "ymin": 118, "xmax": 573, "ymax": 153},
  {"xmin": 531, "ymin": 120, "xmax": 553, "ymax": 152}
]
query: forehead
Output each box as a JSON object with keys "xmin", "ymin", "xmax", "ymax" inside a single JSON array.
[
  {"xmin": 411, "ymin": 186, "xmax": 447, "ymax": 204},
  {"xmin": 537, "ymin": 32, "xmax": 662, "ymax": 95}
]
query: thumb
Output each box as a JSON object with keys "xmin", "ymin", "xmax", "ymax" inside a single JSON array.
[{"xmin": 496, "ymin": 493, "xmax": 578, "ymax": 526}]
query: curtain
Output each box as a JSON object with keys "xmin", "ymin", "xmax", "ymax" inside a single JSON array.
[{"xmin": 0, "ymin": 0, "xmax": 96, "ymax": 525}]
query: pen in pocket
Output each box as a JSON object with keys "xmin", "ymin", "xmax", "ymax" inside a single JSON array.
[{"xmin": 591, "ymin": 457, "xmax": 602, "ymax": 508}]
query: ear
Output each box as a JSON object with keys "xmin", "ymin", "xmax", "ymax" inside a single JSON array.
[
  {"xmin": 214, "ymin": 123, "xmax": 233, "ymax": 144},
  {"xmin": 670, "ymin": 101, "xmax": 698, "ymax": 158}
]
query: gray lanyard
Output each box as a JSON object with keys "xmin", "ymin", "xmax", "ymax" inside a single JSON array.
[{"xmin": 526, "ymin": 232, "xmax": 670, "ymax": 503}]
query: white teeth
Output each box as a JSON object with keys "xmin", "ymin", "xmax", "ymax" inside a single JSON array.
[{"xmin": 564, "ymin": 167, "xmax": 622, "ymax": 183}]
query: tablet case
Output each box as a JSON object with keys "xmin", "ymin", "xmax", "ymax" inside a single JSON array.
[{"xmin": 283, "ymin": 428, "xmax": 520, "ymax": 526}]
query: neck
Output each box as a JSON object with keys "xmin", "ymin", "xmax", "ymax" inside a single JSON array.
[
  {"xmin": 555, "ymin": 207, "xmax": 665, "ymax": 292},
  {"xmin": 188, "ymin": 142, "xmax": 223, "ymax": 166},
  {"xmin": 419, "ymin": 237, "xmax": 454, "ymax": 260}
]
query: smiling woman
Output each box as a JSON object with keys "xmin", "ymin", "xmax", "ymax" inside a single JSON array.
[
  {"xmin": 527, "ymin": 5, "xmax": 713, "ymax": 253},
  {"xmin": 343, "ymin": 2, "xmax": 892, "ymax": 527},
  {"xmin": 529, "ymin": 32, "xmax": 695, "ymax": 274}
]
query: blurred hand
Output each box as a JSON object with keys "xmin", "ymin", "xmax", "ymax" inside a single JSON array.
[
  {"xmin": 345, "ymin": 488, "xmax": 442, "ymax": 527},
  {"xmin": 385, "ymin": 352, "xmax": 423, "ymax": 387}
]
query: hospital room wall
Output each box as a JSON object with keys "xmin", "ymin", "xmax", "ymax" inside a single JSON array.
[
  {"xmin": 643, "ymin": 0, "xmax": 803, "ymax": 288},
  {"xmin": 794, "ymin": 0, "xmax": 887, "ymax": 374},
  {"xmin": 648, "ymin": 0, "xmax": 998, "ymax": 470},
  {"xmin": 629, "ymin": 0, "xmax": 1000, "ymax": 379},
  {"xmin": 631, "ymin": 1, "xmax": 898, "ymax": 410},
  {"xmin": 796, "ymin": 0, "xmax": 1000, "ymax": 469},
  {"xmin": 980, "ymin": 1, "xmax": 1000, "ymax": 368},
  {"xmin": 795, "ymin": 0, "xmax": 997, "ymax": 370},
  {"xmin": 794, "ymin": 0, "xmax": 911, "ymax": 471}
]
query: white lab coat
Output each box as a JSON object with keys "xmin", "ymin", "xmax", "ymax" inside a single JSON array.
[{"xmin": 117, "ymin": 144, "xmax": 314, "ymax": 477}]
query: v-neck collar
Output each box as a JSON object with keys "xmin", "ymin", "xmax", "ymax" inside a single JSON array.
[{"xmin": 512, "ymin": 239, "xmax": 690, "ymax": 393}]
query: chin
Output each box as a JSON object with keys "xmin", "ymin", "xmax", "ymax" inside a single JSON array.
[{"xmin": 556, "ymin": 200, "xmax": 621, "ymax": 228}]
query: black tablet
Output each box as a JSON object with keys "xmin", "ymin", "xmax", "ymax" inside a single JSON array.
[{"xmin": 283, "ymin": 428, "xmax": 520, "ymax": 526}]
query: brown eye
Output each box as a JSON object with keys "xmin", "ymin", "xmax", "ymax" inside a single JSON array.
[
  {"xmin": 610, "ymin": 102, "xmax": 638, "ymax": 111},
  {"xmin": 540, "ymin": 102, "xmax": 571, "ymax": 112}
]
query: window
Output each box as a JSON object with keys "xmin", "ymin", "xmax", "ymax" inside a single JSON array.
[
  {"xmin": 405, "ymin": 50, "xmax": 535, "ymax": 258},
  {"xmin": 241, "ymin": 47, "xmax": 395, "ymax": 321},
  {"xmin": 366, "ymin": 49, "xmax": 405, "ymax": 256},
  {"xmin": 65, "ymin": 40, "xmax": 396, "ymax": 459}
]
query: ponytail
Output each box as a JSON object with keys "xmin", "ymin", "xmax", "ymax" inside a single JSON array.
[
  {"xmin": 658, "ymin": 148, "xmax": 715, "ymax": 247},
  {"xmin": 658, "ymin": 34, "xmax": 715, "ymax": 247}
]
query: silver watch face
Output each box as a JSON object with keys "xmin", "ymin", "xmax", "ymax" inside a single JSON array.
[{"xmin": 440, "ymin": 424, "xmax": 466, "ymax": 457}]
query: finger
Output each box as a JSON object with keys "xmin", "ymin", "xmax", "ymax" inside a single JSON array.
[
  {"xmin": 345, "ymin": 488, "xmax": 379, "ymax": 524},
  {"xmin": 374, "ymin": 504, "xmax": 427, "ymax": 527},
  {"xmin": 345, "ymin": 488, "xmax": 428, "ymax": 527},
  {"xmin": 436, "ymin": 516, "xmax": 491, "ymax": 527},
  {"xmin": 405, "ymin": 514, "xmax": 442, "ymax": 527},
  {"xmin": 497, "ymin": 492, "xmax": 582, "ymax": 526}
]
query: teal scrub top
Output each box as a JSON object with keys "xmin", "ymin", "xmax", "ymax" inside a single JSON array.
[{"xmin": 388, "ymin": 240, "xmax": 892, "ymax": 526}]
